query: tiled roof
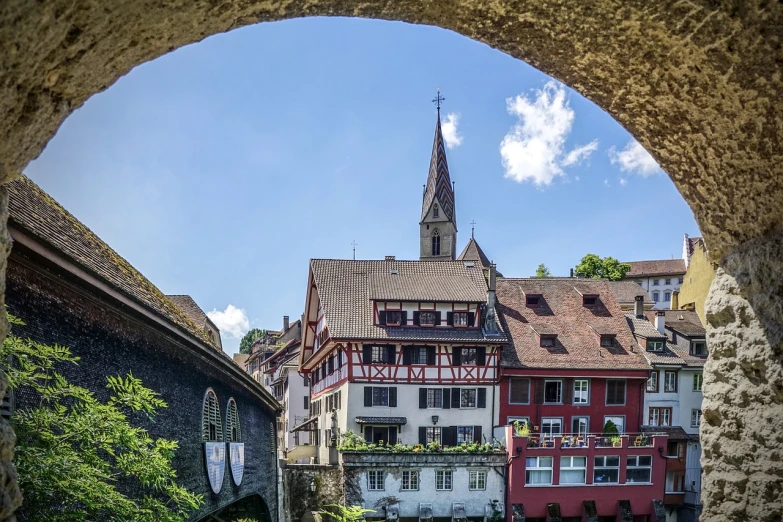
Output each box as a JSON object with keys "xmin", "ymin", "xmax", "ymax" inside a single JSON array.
[
  {"xmin": 421, "ymin": 115, "xmax": 456, "ymax": 223},
  {"xmin": 355, "ymin": 416, "xmax": 408, "ymax": 425},
  {"xmin": 497, "ymin": 278, "xmax": 650, "ymax": 370},
  {"xmin": 625, "ymin": 259, "xmax": 686, "ymax": 277},
  {"xmin": 7, "ymin": 176, "xmax": 213, "ymax": 346},
  {"xmin": 167, "ymin": 294, "xmax": 211, "ymax": 331},
  {"xmin": 624, "ymin": 314, "xmax": 683, "ymax": 366},
  {"xmin": 457, "ymin": 237, "xmax": 491, "ymax": 269},
  {"xmin": 609, "ymin": 281, "xmax": 653, "ymax": 305},
  {"xmin": 640, "ymin": 425, "xmax": 693, "ymax": 441},
  {"xmin": 311, "ymin": 259, "xmax": 506, "ymax": 343},
  {"xmin": 232, "ymin": 353, "xmax": 249, "ymax": 368},
  {"xmin": 368, "ymin": 273, "xmax": 486, "ymax": 302},
  {"xmin": 626, "ymin": 311, "xmax": 706, "ymax": 367},
  {"xmin": 687, "ymin": 236, "xmax": 703, "ymax": 256},
  {"xmin": 667, "ymin": 320, "xmax": 706, "ymax": 338}
]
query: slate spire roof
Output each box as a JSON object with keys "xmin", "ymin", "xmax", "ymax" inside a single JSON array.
[{"xmin": 421, "ymin": 114, "xmax": 456, "ymax": 225}]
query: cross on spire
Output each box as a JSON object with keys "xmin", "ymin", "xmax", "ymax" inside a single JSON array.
[
  {"xmin": 470, "ymin": 220, "xmax": 476, "ymax": 239},
  {"xmin": 351, "ymin": 240, "xmax": 358, "ymax": 260},
  {"xmin": 432, "ymin": 89, "xmax": 445, "ymax": 115}
]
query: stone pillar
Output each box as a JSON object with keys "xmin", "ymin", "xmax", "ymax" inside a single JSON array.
[{"xmin": 701, "ymin": 232, "xmax": 783, "ymax": 520}]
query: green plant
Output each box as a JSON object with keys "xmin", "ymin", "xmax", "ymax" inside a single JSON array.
[
  {"xmin": 574, "ymin": 254, "xmax": 631, "ymax": 281},
  {"xmin": 603, "ymin": 420, "xmax": 620, "ymax": 435},
  {"xmin": 535, "ymin": 263, "xmax": 552, "ymax": 277},
  {"xmin": 4, "ymin": 314, "xmax": 202, "ymax": 522},
  {"xmin": 514, "ymin": 420, "xmax": 530, "ymax": 437},
  {"xmin": 611, "ymin": 436, "xmax": 622, "ymax": 444},
  {"xmin": 318, "ymin": 504, "xmax": 375, "ymax": 522}
]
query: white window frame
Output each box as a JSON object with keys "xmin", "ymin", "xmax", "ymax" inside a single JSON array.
[
  {"xmin": 541, "ymin": 417, "xmax": 563, "ymax": 436},
  {"xmin": 426, "ymin": 426, "xmax": 442, "ymax": 445},
  {"xmin": 453, "ymin": 312, "xmax": 469, "ymax": 327},
  {"xmin": 559, "ymin": 456, "xmax": 587, "ymax": 484},
  {"xmin": 665, "ymin": 278, "xmax": 672, "ymax": 285},
  {"xmin": 401, "ymin": 470, "xmax": 419, "ymax": 491},
  {"xmin": 571, "ymin": 416, "xmax": 589, "ymax": 437},
  {"xmin": 603, "ymin": 415, "xmax": 625, "ymax": 434},
  {"xmin": 469, "ymin": 470, "xmax": 487, "ymax": 490},
  {"xmin": 525, "ymin": 456, "xmax": 553, "ymax": 485},
  {"xmin": 691, "ymin": 340, "xmax": 707, "ymax": 356},
  {"xmin": 652, "ymin": 291, "xmax": 660, "ymax": 302},
  {"xmin": 649, "ymin": 407, "xmax": 672, "ymax": 426},
  {"xmin": 419, "ymin": 311, "xmax": 437, "ymax": 327},
  {"xmin": 648, "ymin": 340, "xmax": 664, "ymax": 352},
  {"xmin": 427, "ymin": 388, "xmax": 443, "ymax": 408},
  {"xmin": 691, "ymin": 409, "xmax": 702, "ymax": 428},
  {"xmin": 509, "ymin": 377, "xmax": 530, "ymax": 404},
  {"xmin": 693, "ymin": 373, "xmax": 703, "ymax": 392},
  {"xmin": 544, "ymin": 380, "xmax": 563, "ymax": 404},
  {"xmin": 460, "ymin": 388, "xmax": 477, "ymax": 409},
  {"xmin": 508, "ymin": 416, "xmax": 531, "ymax": 428},
  {"xmin": 626, "ymin": 455, "xmax": 653, "ymax": 483},
  {"xmin": 664, "ymin": 371, "xmax": 678, "ymax": 392},
  {"xmin": 368, "ymin": 470, "xmax": 385, "ymax": 491},
  {"xmin": 653, "ymin": 279, "xmax": 660, "ymax": 286},
  {"xmin": 647, "ymin": 371, "xmax": 659, "ymax": 392},
  {"xmin": 436, "ymin": 470, "xmax": 452, "ymax": 491},
  {"xmin": 593, "ymin": 455, "xmax": 620, "ymax": 484},
  {"xmin": 573, "ymin": 379, "xmax": 589, "ymax": 404},
  {"xmin": 457, "ymin": 426, "xmax": 474, "ymax": 445}
]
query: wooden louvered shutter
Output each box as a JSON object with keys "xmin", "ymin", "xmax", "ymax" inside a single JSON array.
[
  {"xmin": 443, "ymin": 427, "xmax": 458, "ymax": 447},
  {"xmin": 442, "ymin": 388, "xmax": 451, "ymax": 409},
  {"xmin": 413, "ymin": 311, "xmax": 420, "ymax": 326},
  {"xmin": 468, "ymin": 312, "xmax": 475, "ymax": 327},
  {"xmin": 387, "ymin": 345, "xmax": 396, "ymax": 364},
  {"xmin": 435, "ymin": 311, "xmax": 442, "ymax": 325},
  {"xmin": 337, "ymin": 350, "xmax": 343, "ymax": 367},
  {"xmin": 419, "ymin": 426, "xmax": 427, "ymax": 444},
  {"xmin": 400, "ymin": 311, "xmax": 407, "ymax": 326},
  {"xmin": 477, "ymin": 388, "xmax": 487, "ymax": 408},
  {"xmin": 563, "ymin": 379, "xmax": 573, "ymax": 405},
  {"xmin": 452, "ymin": 347, "xmax": 462, "ymax": 366},
  {"xmin": 389, "ymin": 387, "xmax": 398, "ymax": 407},
  {"xmin": 473, "ymin": 425, "xmax": 482, "ymax": 443},
  {"xmin": 364, "ymin": 387, "xmax": 373, "ymax": 407},
  {"xmin": 451, "ymin": 388, "xmax": 461, "ymax": 408},
  {"xmin": 364, "ymin": 426, "xmax": 372, "ymax": 442},
  {"xmin": 427, "ymin": 347, "xmax": 437, "ymax": 366},
  {"xmin": 389, "ymin": 427, "xmax": 398, "ymax": 445},
  {"xmin": 378, "ymin": 311, "xmax": 387, "ymax": 325},
  {"xmin": 403, "ymin": 346, "xmax": 412, "ymax": 366},
  {"xmin": 534, "ymin": 379, "xmax": 544, "ymax": 405},
  {"xmin": 476, "ymin": 347, "xmax": 487, "ymax": 366},
  {"xmin": 419, "ymin": 388, "xmax": 428, "ymax": 409},
  {"xmin": 363, "ymin": 345, "xmax": 371, "ymax": 364},
  {"xmin": 446, "ymin": 312, "xmax": 454, "ymax": 326}
]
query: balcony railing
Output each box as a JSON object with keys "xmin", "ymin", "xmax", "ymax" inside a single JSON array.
[{"xmin": 523, "ymin": 433, "xmax": 655, "ymax": 450}]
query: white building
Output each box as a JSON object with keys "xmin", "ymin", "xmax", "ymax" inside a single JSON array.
[{"xmin": 624, "ymin": 259, "xmax": 686, "ymax": 309}]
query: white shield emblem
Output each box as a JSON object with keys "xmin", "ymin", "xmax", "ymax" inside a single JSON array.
[
  {"xmin": 229, "ymin": 442, "xmax": 245, "ymax": 485},
  {"xmin": 205, "ymin": 442, "xmax": 226, "ymax": 494}
]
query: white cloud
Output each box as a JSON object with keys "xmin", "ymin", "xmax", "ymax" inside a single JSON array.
[
  {"xmin": 609, "ymin": 139, "xmax": 661, "ymax": 177},
  {"xmin": 500, "ymin": 81, "xmax": 597, "ymax": 186},
  {"xmin": 207, "ymin": 304, "xmax": 250, "ymax": 339},
  {"xmin": 441, "ymin": 113, "xmax": 463, "ymax": 149},
  {"xmin": 619, "ymin": 178, "xmax": 628, "ymax": 186}
]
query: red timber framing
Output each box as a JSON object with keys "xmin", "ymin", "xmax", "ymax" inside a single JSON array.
[{"xmin": 373, "ymin": 301, "xmax": 483, "ymax": 328}]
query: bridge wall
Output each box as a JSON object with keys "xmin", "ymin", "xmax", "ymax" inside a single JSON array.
[{"xmin": 5, "ymin": 248, "xmax": 279, "ymax": 521}]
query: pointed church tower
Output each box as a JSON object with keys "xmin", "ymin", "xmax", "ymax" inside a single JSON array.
[{"xmin": 420, "ymin": 96, "xmax": 457, "ymax": 260}]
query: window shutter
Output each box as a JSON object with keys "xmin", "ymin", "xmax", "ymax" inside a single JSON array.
[
  {"xmin": 389, "ymin": 387, "xmax": 397, "ymax": 407},
  {"xmin": 400, "ymin": 311, "xmax": 407, "ymax": 326},
  {"xmin": 364, "ymin": 387, "xmax": 373, "ymax": 407},
  {"xmin": 443, "ymin": 427, "xmax": 458, "ymax": 447},
  {"xmin": 446, "ymin": 312, "xmax": 454, "ymax": 326},
  {"xmin": 452, "ymin": 347, "xmax": 462, "ymax": 366},
  {"xmin": 427, "ymin": 347, "xmax": 436, "ymax": 366},
  {"xmin": 563, "ymin": 378, "xmax": 573, "ymax": 405},
  {"xmin": 363, "ymin": 345, "xmax": 371, "ymax": 364},
  {"xmin": 413, "ymin": 311, "xmax": 420, "ymax": 326},
  {"xmin": 468, "ymin": 312, "xmax": 475, "ymax": 327},
  {"xmin": 534, "ymin": 379, "xmax": 544, "ymax": 404},
  {"xmin": 451, "ymin": 388, "xmax": 461, "ymax": 408},
  {"xmin": 442, "ymin": 388, "xmax": 451, "ymax": 409},
  {"xmin": 389, "ymin": 427, "xmax": 398, "ymax": 445},
  {"xmin": 364, "ymin": 426, "xmax": 372, "ymax": 442},
  {"xmin": 403, "ymin": 346, "xmax": 412, "ymax": 366},
  {"xmin": 477, "ymin": 388, "xmax": 487, "ymax": 408},
  {"xmin": 419, "ymin": 388, "xmax": 428, "ymax": 409},
  {"xmin": 378, "ymin": 311, "xmax": 387, "ymax": 325},
  {"xmin": 435, "ymin": 311, "xmax": 442, "ymax": 325},
  {"xmin": 387, "ymin": 345, "xmax": 396, "ymax": 364},
  {"xmin": 476, "ymin": 347, "xmax": 487, "ymax": 366},
  {"xmin": 473, "ymin": 425, "xmax": 483, "ymax": 443},
  {"xmin": 419, "ymin": 427, "xmax": 427, "ymax": 444},
  {"xmin": 337, "ymin": 350, "xmax": 343, "ymax": 367}
]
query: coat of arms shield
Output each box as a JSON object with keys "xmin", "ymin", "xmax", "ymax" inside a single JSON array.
[
  {"xmin": 205, "ymin": 442, "xmax": 226, "ymax": 494},
  {"xmin": 229, "ymin": 442, "xmax": 245, "ymax": 485}
]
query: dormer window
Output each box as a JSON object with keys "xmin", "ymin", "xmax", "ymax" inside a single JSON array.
[
  {"xmin": 418, "ymin": 311, "xmax": 437, "ymax": 326},
  {"xmin": 385, "ymin": 311, "xmax": 401, "ymax": 326},
  {"xmin": 540, "ymin": 335, "xmax": 557, "ymax": 348},
  {"xmin": 647, "ymin": 340, "xmax": 665, "ymax": 352},
  {"xmin": 526, "ymin": 295, "xmax": 541, "ymax": 307},
  {"xmin": 600, "ymin": 335, "xmax": 616, "ymax": 348},
  {"xmin": 690, "ymin": 340, "xmax": 707, "ymax": 356},
  {"xmin": 433, "ymin": 204, "xmax": 439, "ymax": 218},
  {"xmin": 582, "ymin": 295, "xmax": 598, "ymax": 306},
  {"xmin": 452, "ymin": 312, "xmax": 469, "ymax": 327}
]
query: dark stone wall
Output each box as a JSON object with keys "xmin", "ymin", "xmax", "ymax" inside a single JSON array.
[
  {"xmin": 5, "ymin": 251, "xmax": 278, "ymax": 521},
  {"xmin": 282, "ymin": 465, "xmax": 342, "ymax": 522}
]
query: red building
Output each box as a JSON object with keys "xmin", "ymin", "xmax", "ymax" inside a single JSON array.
[{"xmin": 497, "ymin": 278, "xmax": 666, "ymax": 521}]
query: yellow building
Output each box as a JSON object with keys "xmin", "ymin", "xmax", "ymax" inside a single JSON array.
[{"xmin": 677, "ymin": 236, "xmax": 717, "ymax": 325}]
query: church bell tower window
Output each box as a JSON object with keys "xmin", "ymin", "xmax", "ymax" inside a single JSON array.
[
  {"xmin": 432, "ymin": 229, "xmax": 441, "ymax": 256},
  {"xmin": 433, "ymin": 204, "xmax": 439, "ymax": 218}
]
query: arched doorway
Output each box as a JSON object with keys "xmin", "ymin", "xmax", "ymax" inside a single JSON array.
[{"xmin": 199, "ymin": 493, "xmax": 271, "ymax": 522}]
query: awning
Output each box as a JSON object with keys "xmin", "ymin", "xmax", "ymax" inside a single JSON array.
[
  {"xmin": 640, "ymin": 425, "xmax": 689, "ymax": 441},
  {"xmin": 419, "ymin": 503, "xmax": 433, "ymax": 520},
  {"xmin": 291, "ymin": 416, "xmax": 318, "ymax": 432},
  {"xmin": 355, "ymin": 416, "xmax": 407, "ymax": 425}
]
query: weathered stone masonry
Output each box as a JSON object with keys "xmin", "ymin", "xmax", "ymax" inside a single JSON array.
[{"xmin": 0, "ymin": 1, "xmax": 781, "ymax": 520}]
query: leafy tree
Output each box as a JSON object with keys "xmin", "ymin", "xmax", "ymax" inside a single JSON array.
[
  {"xmin": 535, "ymin": 264, "xmax": 552, "ymax": 277},
  {"xmin": 574, "ymin": 254, "xmax": 631, "ymax": 281},
  {"xmin": 318, "ymin": 505, "xmax": 375, "ymax": 522},
  {"xmin": 4, "ymin": 314, "xmax": 203, "ymax": 522},
  {"xmin": 239, "ymin": 327, "xmax": 266, "ymax": 354}
]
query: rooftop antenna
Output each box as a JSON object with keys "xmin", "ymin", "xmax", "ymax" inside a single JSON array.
[{"xmin": 351, "ymin": 240, "xmax": 358, "ymax": 261}]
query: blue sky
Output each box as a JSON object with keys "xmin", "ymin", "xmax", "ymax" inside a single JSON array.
[{"xmin": 24, "ymin": 17, "xmax": 700, "ymax": 356}]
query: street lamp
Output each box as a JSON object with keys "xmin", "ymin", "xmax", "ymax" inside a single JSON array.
[
  {"xmin": 310, "ymin": 478, "xmax": 317, "ymax": 493},
  {"xmin": 431, "ymin": 415, "xmax": 439, "ymax": 425}
]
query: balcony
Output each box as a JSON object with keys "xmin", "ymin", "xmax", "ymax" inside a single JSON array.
[{"xmin": 523, "ymin": 433, "xmax": 655, "ymax": 450}]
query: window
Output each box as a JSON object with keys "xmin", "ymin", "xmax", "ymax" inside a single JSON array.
[
  {"xmin": 202, "ymin": 389, "xmax": 223, "ymax": 442},
  {"xmin": 525, "ymin": 456, "xmax": 553, "ymax": 485},
  {"xmin": 664, "ymin": 371, "xmax": 678, "ymax": 392},
  {"xmin": 508, "ymin": 416, "xmax": 531, "ymax": 429},
  {"xmin": 541, "ymin": 418, "xmax": 562, "ymax": 436},
  {"xmin": 652, "ymin": 292, "xmax": 660, "ymax": 302},
  {"xmin": 604, "ymin": 416, "xmax": 625, "ymax": 434},
  {"xmin": 573, "ymin": 379, "xmax": 589, "ymax": 404},
  {"xmin": 649, "ymin": 407, "xmax": 672, "ymax": 426},
  {"xmin": 436, "ymin": 470, "xmax": 452, "ymax": 490},
  {"xmin": 304, "ymin": 396, "xmax": 310, "ymax": 409},
  {"xmin": 433, "ymin": 204, "xmax": 439, "ymax": 218},
  {"xmin": 412, "ymin": 346, "xmax": 428, "ymax": 364},
  {"xmin": 544, "ymin": 380, "xmax": 563, "ymax": 404},
  {"xmin": 693, "ymin": 373, "xmax": 703, "ymax": 391},
  {"xmin": 540, "ymin": 335, "xmax": 556, "ymax": 348},
  {"xmin": 647, "ymin": 340, "xmax": 664, "ymax": 352},
  {"xmin": 691, "ymin": 340, "xmax": 707, "ymax": 356},
  {"xmin": 426, "ymin": 427, "xmax": 442, "ymax": 444},
  {"xmin": 665, "ymin": 278, "xmax": 672, "ymax": 285},
  {"xmin": 679, "ymin": 277, "xmax": 684, "ymax": 284},
  {"xmin": 526, "ymin": 295, "xmax": 540, "ymax": 307},
  {"xmin": 427, "ymin": 389, "xmax": 443, "ymax": 408},
  {"xmin": 583, "ymin": 296, "xmax": 597, "ymax": 306},
  {"xmin": 460, "ymin": 388, "xmax": 477, "ymax": 408},
  {"xmin": 368, "ymin": 470, "xmax": 385, "ymax": 491},
  {"xmin": 600, "ymin": 335, "xmax": 615, "ymax": 348},
  {"xmin": 372, "ymin": 387, "xmax": 389, "ymax": 407},
  {"xmin": 509, "ymin": 378, "xmax": 530, "ymax": 404},
  {"xmin": 401, "ymin": 470, "xmax": 419, "ymax": 491},
  {"xmin": 691, "ymin": 409, "xmax": 702, "ymax": 428},
  {"xmin": 469, "ymin": 470, "xmax": 487, "ymax": 490},
  {"xmin": 560, "ymin": 456, "xmax": 587, "ymax": 484},
  {"xmin": 626, "ymin": 455, "xmax": 653, "ymax": 483},
  {"xmin": 371, "ymin": 345, "xmax": 392, "ymax": 364},
  {"xmin": 572, "ymin": 417, "xmax": 589, "ymax": 437},
  {"xmin": 419, "ymin": 311, "xmax": 437, "ymax": 326},
  {"xmin": 225, "ymin": 398, "xmax": 241, "ymax": 442},
  {"xmin": 461, "ymin": 347, "xmax": 477, "ymax": 365},
  {"xmin": 664, "ymin": 291, "xmax": 671, "ymax": 301},
  {"xmin": 453, "ymin": 312, "xmax": 469, "ymax": 327},
  {"xmin": 606, "ymin": 380, "xmax": 626, "ymax": 405},
  {"xmin": 647, "ymin": 371, "xmax": 659, "ymax": 392},
  {"xmin": 653, "ymin": 279, "xmax": 660, "ymax": 286},
  {"xmin": 457, "ymin": 426, "xmax": 474, "ymax": 444},
  {"xmin": 385, "ymin": 310, "xmax": 402, "ymax": 326},
  {"xmin": 593, "ymin": 456, "xmax": 620, "ymax": 483},
  {"xmin": 432, "ymin": 230, "xmax": 441, "ymax": 256}
]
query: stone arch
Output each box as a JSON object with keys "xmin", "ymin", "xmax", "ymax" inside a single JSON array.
[
  {"xmin": 0, "ymin": 2, "xmax": 781, "ymax": 520},
  {"xmin": 202, "ymin": 388, "xmax": 223, "ymax": 442}
]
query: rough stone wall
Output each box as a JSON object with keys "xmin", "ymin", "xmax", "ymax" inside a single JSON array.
[
  {"xmin": 282, "ymin": 465, "xmax": 342, "ymax": 522},
  {"xmin": 701, "ymin": 231, "xmax": 783, "ymax": 521}
]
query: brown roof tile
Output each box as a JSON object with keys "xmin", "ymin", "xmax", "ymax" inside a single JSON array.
[
  {"xmin": 609, "ymin": 280, "xmax": 653, "ymax": 306},
  {"xmin": 457, "ymin": 237, "xmax": 492, "ymax": 269},
  {"xmin": 625, "ymin": 259, "xmax": 686, "ymax": 277},
  {"xmin": 497, "ymin": 278, "xmax": 650, "ymax": 370},
  {"xmin": 626, "ymin": 310, "xmax": 707, "ymax": 367}
]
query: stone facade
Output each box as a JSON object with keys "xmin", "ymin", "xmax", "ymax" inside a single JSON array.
[{"xmin": 281, "ymin": 465, "xmax": 342, "ymax": 522}]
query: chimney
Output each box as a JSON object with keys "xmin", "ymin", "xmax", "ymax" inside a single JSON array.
[
  {"xmin": 670, "ymin": 290, "xmax": 679, "ymax": 311},
  {"xmin": 385, "ymin": 255, "xmax": 396, "ymax": 261},
  {"xmin": 283, "ymin": 315, "xmax": 290, "ymax": 331},
  {"xmin": 487, "ymin": 263, "xmax": 497, "ymax": 308},
  {"xmin": 634, "ymin": 295, "xmax": 644, "ymax": 318},
  {"xmin": 655, "ymin": 311, "xmax": 666, "ymax": 335},
  {"xmin": 570, "ymin": 268, "xmax": 574, "ymax": 278}
]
